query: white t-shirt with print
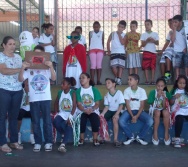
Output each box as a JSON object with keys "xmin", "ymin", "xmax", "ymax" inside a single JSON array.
[
  {"xmin": 173, "ymin": 27, "xmax": 186, "ymax": 52},
  {"xmin": 23, "ymin": 69, "xmax": 52, "ymax": 102},
  {"xmin": 140, "ymin": 32, "xmax": 159, "ymax": 53},
  {"xmin": 0, "ymin": 53, "xmax": 22, "ymax": 91},
  {"xmin": 58, "ymin": 90, "xmax": 73, "ymax": 120},
  {"xmin": 104, "ymin": 90, "xmax": 125, "ymax": 112},
  {"xmin": 174, "ymin": 89, "xmax": 188, "ymax": 116},
  {"xmin": 124, "ymin": 87, "xmax": 147, "ymax": 110},
  {"xmin": 79, "ymin": 86, "xmax": 100, "ymax": 115},
  {"xmin": 39, "ymin": 33, "xmax": 55, "ymax": 53},
  {"xmin": 69, "ymin": 35, "xmax": 86, "ymax": 46},
  {"xmin": 33, "ymin": 37, "xmax": 39, "ymax": 45}
]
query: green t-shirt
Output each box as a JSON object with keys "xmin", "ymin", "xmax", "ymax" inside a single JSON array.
[
  {"xmin": 147, "ymin": 89, "xmax": 172, "ymax": 105},
  {"xmin": 76, "ymin": 86, "xmax": 102, "ymax": 105}
]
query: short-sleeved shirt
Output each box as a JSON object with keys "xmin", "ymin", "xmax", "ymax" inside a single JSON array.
[
  {"xmin": 173, "ymin": 27, "xmax": 186, "ymax": 52},
  {"xmin": 126, "ymin": 32, "xmax": 140, "ymax": 53},
  {"xmin": 39, "ymin": 33, "xmax": 55, "ymax": 53},
  {"xmin": 0, "ymin": 52, "xmax": 22, "ymax": 91},
  {"xmin": 140, "ymin": 31, "xmax": 159, "ymax": 53},
  {"xmin": 104, "ymin": 90, "xmax": 125, "ymax": 112},
  {"xmin": 23, "ymin": 69, "xmax": 52, "ymax": 102},
  {"xmin": 76, "ymin": 86, "xmax": 102, "ymax": 115},
  {"xmin": 124, "ymin": 87, "xmax": 147, "ymax": 110},
  {"xmin": 58, "ymin": 89, "xmax": 74, "ymax": 120},
  {"xmin": 147, "ymin": 89, "xmax": 172, "ymax": 110},
  {"xmin": 171, "ymin": 89, "xmax": 188, "ymax": 116}
]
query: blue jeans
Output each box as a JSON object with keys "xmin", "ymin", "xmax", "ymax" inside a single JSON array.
[
  {"xmin": 0, "ymin": 88, "xmax": 23, "ymax": 146},
  {"xmin": 53, "ymin": 115, "xmax": 72, "ymax": 144},
  {"xmin": 30, "ymin": 100, "xmax": 53, "ymax": 145},
  {"xmin": 119, "ymin": 110, "xmax": 153, "ymax": 139}
]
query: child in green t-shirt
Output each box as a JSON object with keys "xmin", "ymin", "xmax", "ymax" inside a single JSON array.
[{"xmin": 148, "ymin": 77, "xmax": 172, "ymax": 146}]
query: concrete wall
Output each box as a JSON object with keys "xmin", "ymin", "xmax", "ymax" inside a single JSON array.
[{"xmin": 56, "ymin": 53, "xmax": 177, "ymax": 85}]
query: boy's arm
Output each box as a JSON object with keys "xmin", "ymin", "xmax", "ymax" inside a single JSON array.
[
  {"xmin": 159, "ymin": 41, "xmax": 170, "ymax": 55},
  {"xmin": 125, "ymin": 100, "xmax": 134, "ymax": 117},
  {"xmin": 134, "ymin": 100, "xmax": 145, "ymax": 120},
  {"xmin": 101, "ymin": 106, "xmax": 109, "ymax": 116},
  {"xmin": 170, "ymin": 27, "xmax": 176, "ymax": 43},
  {"xmin": 113, "ymin": 104, "xmax": 123, "ymax": 119},
  {"xmin": 107, "ymin": 33, "xmax": 112, "ymax": 56},
  {"xmin": 44, "ymin": 61, "xmax": 56, "ymax": 81},
  {"xmin": 117, "ymin": 32, "xmax": 125, "ymax": 45}
]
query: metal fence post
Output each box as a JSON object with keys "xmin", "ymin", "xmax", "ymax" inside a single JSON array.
[
  {"xmin": 145, "ymin": 0, "xmax": 148, "ymax": 20},
  {"xmin": 19, "ymin": 0, "xmax": 22, "ymax": 33},
  {"xmin": 23, "ymin": 0, "xmax": 27, "ymax": 30},
  {"xmin": 39, "ymin": 0, "xmax": 44, "ymax": 34}
]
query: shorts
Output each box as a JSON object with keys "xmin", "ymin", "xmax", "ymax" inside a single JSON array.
[
  {"xmin": 142, "ymin": 51, "xmax": 156, "ymax": 70},
  {"xmin": 174, "ymin": 52, "xmax": 184, "ymax": 68},
  {"xmin": 18, "ymin": 109, "xmax": 32, "ymax": 121},
  {"xmin": 127, "ymin": 52, "xmax": 141, "ymax": 68},
  {"xmin": 183, "ymin": 54, "xmax": 188, "ymax": 68},
  {"xmin": 104, "ymin": 110, "xmax": 121, "ymax": 121},
  {"xmin": 160, "ymin": 47, "xmax": 174, "ymax": 64},
  {"xmin": 110, "ymin": 53, "xmax": 126, "ymax": 68}
]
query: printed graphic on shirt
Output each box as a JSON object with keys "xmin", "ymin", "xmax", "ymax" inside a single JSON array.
[
  {"xmin": 82, "ymin": 94, "xmax": 94, "ymax": 107},
  {"xmin": 155, "ymin": 97, "xmax": 163, "ymax": 109},
  {"xmin": 178, "ymin": 94, "xmax": 188, "ymax": 108},
  {"xmin": 68, "ymin": 56, "xmax": 78, "ymax": 65},
  {"xmin": 30, "ymin": 74, "xmax": 48, "ymax": 91},
  {"xmin": 60, "ymin": 98, "xmax": 72, "ymax": 112}
]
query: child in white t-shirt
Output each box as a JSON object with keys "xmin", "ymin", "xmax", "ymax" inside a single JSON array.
[
  {"xmin": 19, "ymin": 45, "xmax": 56, "ymax": 152},
  {"xmin": 32, "ymin": 27, "xmax": 39, "ymax": 45},
  {"xmin": 101, "ymin": 78, "xmax": 125, "ymax": 147},
  {"xmin": 39, "ymin": 23, "xmax": 57, "ymax": 63},
  {"xmin": 53, "ymin": 77, "xmax": 77, "ymax": 153},
  {"xmin": 119, "ymin": 74, "xmax": 153, "ymax": 145},
  {"xmin": 140, "ymin": 19, "xmax": 159, "ymax": 84}
]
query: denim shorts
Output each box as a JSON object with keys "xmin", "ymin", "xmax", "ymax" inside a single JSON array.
[{"xmin": 183, "ymin": 54, "xmax": 188, "ymax": 68}]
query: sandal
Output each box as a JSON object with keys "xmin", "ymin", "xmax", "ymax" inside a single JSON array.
[
  {"xmin": 78, "ymin": 139, "xmax": 84, "ymax": 146},
  {"xmin": 93, "ymin": 139, "xmax": 100, "ymax": 146},
  {"xmin": 58, "ymin": 143, "xmax": 67, "ymax": 153},
  {"xmin": 0, "ymin": 144, "xmax": 12, "ymax": 153},
  {"xmin": 150, "ymin": 82, "xmax": 156, "ymax": 85},
  {"xmin": 114, "ymin": 141, "xmax": 122, "ymax": 147},
  {"xmin": 10, "ymin": 143, "xmax": 23, "ymax": 150},
  {"xmin": 145, "ymin": 82, "xmax": 150, "ymax": 85}
]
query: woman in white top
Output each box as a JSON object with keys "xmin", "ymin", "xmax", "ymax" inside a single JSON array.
[
  {"xmin": 0, "ymin": 36, "xmax": 23, "ymax": 153},
  {"xmin": 89, "ymin": 21, "xmax": 104, "ymax": 85}
]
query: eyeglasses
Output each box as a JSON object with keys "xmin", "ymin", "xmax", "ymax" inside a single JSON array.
[{"xmin": 66, "ymin": 36, "xmax": 80, "ymax": 40}]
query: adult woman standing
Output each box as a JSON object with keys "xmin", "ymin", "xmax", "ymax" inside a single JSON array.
[{"xmin": 0, "ymin": 36, "xmax": 23, "ymax": 152}]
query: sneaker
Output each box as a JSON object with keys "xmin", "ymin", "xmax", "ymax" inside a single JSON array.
[
  {"xmin": 136, "ymin": 136, "xmax": 148, "ymax": 145},
  {"xmin": 58, "ymin": 143, "xmax": 67, "ymax": 153},
  {"xmin": 93, "ymin": 140, "xmax": 100, "ymax": 146},
  {"xmin": 30, "ymin": 134, "xmax": 35, "ymax": 145},
  {"xmin": 114, "ymin": 141, "xmax": 122, "ymax": 147},
  {"xmin": 152, "ymin": 136, "xmax": 159, "ymax": 145},
  {"xmin": 116, "ymin": 78, "xmax": 122, "ymax": 85},
  {"xmin": 123, "ymin": 137, "xmax": 135, "ymax": 145},
  {"xmin": 115, "ymin": 77, "xmax": 118, "ymax": 83},
  {"xmin": 44, "ymin": 143, "xmax": 53, "ymax": 152},
  {"xmin": 18, "ymin": 132, "xmax": 21, "ymax": 144},
  {"xmin": 33, "ymin": 144, "xmax": 41, "ymax": 152},
  {"xmin": 174, "ymin": 138, "xmax": 181, "ymax": 148},
  {"xmin": 78, "ymin": 139, "xmax": 84, "ymax": 146},
  {"xmin": 164, "ymin": 72, "xmax": 171, "ymax": 81},
  {"xmin": 164, "ymin": 136, "xmax": 171, "ymax": 146}
]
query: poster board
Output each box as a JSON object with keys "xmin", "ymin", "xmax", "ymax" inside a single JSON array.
[{"xmin": 25, "ymin": 51, "xmax": 50, "ymax": 69}]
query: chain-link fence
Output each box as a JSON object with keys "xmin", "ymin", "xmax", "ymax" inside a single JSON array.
[
  {"xmin": 56, "ymin": 0, "xmax": 181, "ymax": 51},
  {"xmin": 0, "ymin": 0, "xmax": 183, "ymax": 50}
]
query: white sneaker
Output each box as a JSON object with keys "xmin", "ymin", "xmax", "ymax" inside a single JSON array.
[
  {"xmin": 116, "ymin": 78, "xmax": 122, "ymax": 85},
  {"xmin": 123, "ymin": 137, "xmax": 135, "ymax": 145},
  {"xmin": 18, "ymin": 132, "xmax": 21, "ymax": 144},
  {"xmin": 58, "ymin": 143, "xmax": 67, "ymax": 153},
  {"xmin": 30, "ymin": 134, "xmax": 35, "ymax": 145},
  {"xmin": 174, "ymin": 138, "xmax": 181, "ymax": 148},
  {"xmin": 164, "ymin": 136, "xmax": 171, "ymax": 146},
  {"xmin": 152, "ymin": 136, "xmax": 159, "ymax": 145},
  {"xmin": 33, "ymin": 144, "xmax": 41, "ymax": 152},
  {"xmin": 44, "ymin": 143, "xmax": 53, "ymax": 152},
  {"xmin": 136, "ymin": 136, "xmax": 148, "ymax": 145}
]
